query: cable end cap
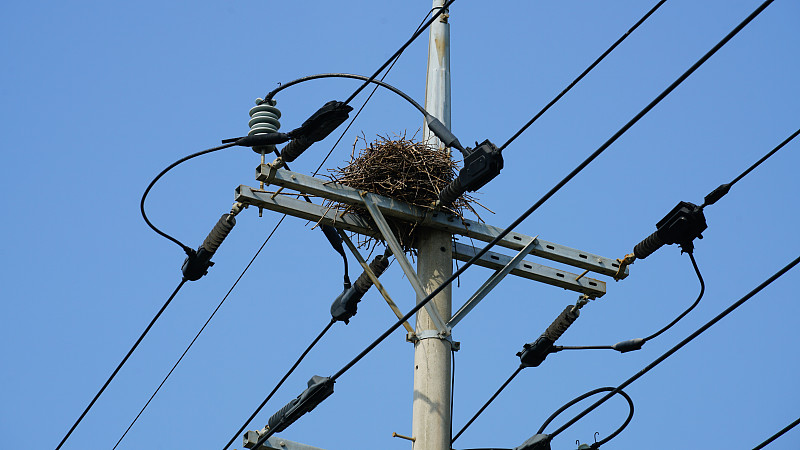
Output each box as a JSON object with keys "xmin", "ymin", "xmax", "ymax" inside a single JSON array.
[
  {"xmin": 612, "ymin": 338, "xmax": 645, "ymax": 353},
  {"xmin": 516, "ymin": 433, "xmax": 552, "ymax": 450}
]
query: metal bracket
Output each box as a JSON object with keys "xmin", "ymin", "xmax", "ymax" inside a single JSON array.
[
  {"xmin": 337, "ymin": 230, "xmax": 414, "ymax": 334},
  {"xmin": 406, "ymin": 329, "xmax": 460, "ymax": 351},
  {"xmin": 360, "ymin": 192, "xmax": 449, "ymax": 335},
  {"xmin": 448, "ymin": 236, "xmax": 539, "ymax": 329},
  {"xmin": 243, "ymin": 429, "xmax": 326, "ymax": 450}
]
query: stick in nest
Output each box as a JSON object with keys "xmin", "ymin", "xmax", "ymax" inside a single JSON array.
[{"xmin": 326, "ymin": 133, "xmax": 484, "ymax": 252}]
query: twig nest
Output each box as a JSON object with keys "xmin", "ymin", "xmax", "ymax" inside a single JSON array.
[{"xmin": 328, "ymin": 134, "xmax": 480, "ymax": 251}]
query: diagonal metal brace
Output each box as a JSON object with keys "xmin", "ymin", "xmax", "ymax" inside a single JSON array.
[
  {"xmin": 336, "ymin": 230, "xmax": 414, "ymax": 334},
  {"xmin": 360, "ymin": 192, "xmax": 449, "ymax": 335},
  {"xmin": 448, "ymin": 236, "xmax": 540, "ymax": 329}
]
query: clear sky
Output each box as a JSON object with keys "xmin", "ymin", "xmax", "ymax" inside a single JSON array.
[{"xmin": 2, "ymin": 1, "xmax": 798, "ymax": 449}]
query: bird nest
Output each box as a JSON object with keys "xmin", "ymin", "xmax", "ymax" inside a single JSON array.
[{"xmin": 326, "ymin": 134, "xmax": 483, "ymax": 252}]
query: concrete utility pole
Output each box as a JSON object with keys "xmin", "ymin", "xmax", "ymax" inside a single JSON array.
[{"xmin": 412, "ymin": 1, "xmax": 453, "ymax": 449}]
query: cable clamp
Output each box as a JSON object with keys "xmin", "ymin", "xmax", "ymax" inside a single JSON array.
[
  {"xmin": 406, "ymin": 329, "xmax": 460, "ymax": 351},
  {"xmin": 255, "ymin": 160, "xmax": 280, "ymax": 185},
  {"xmin": 614, "ymin": 253, "xmax": 636, "ymax": 281},
  {"xmin": 230, "ymin": 202, "xmax": 247, "ymax": 216}
]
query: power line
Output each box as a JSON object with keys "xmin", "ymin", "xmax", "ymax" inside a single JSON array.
[
  {"xmin": 537, "ymin": 387, "xmax": 634, "ymax": 448},
  {"xmin": 498, "ymin": 0, "xmax": 668, "ymax": 152},
  {"xmin": 112, "ymin": 215, "xmax": 287, "ymax": 449},
  {"xmin": 452, "ymin": 367, "xmax": 523, "ymax": 444},
  {"xmin": 310, "ymin": 7, "xmax": 436, "ymax": 177},
  {"xmin": 752, "ymin": 416, "xmax": 800, "ymax": 450},
  {"xmin": 141, "ymin": 142, "xmax": 237, "ymax": 252},
  {"xmin": 55, "ymin": 279, "xmax": 187, "ymax": 450},
  {"xmin": 545, "ymin": 253, "xmax": 800, "ymax": 445},
  {"xmin": 341, "ymin": 0, "xmax": 455, "ymax": 106},
  {"xmin": 556, "ymin": 251, "xmax": 704, "ymax": 354},
  {"xmin": 702, "ymin": 127, "xmax": 800, "ymax": 208},
  {"xmin": 221, "ymin": 319, "xmax": 336, "ymax": 450},
  {"xmin": 328, "ymin": 0, "xmax": 773, "ymax": 387}
]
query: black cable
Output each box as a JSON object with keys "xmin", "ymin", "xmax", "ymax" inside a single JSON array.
[
  {"xmin": 752, "ymin": 416, "xmax": 800, "ymax": 450},
  {"xmin": 54, "ymin": 279, "xmax": 187, "ymax": 450},
  {"xmin": 221, "ymin": 319, "xmax": 337, "ymax": 450},
  {"xmin": 309, "ymin": 7, "xmax": 435, "ymax": 177},
  {"xmin": 140, "ymin": 142, "xmax": 237, "ymax": 253},
  {"xmin": 702, "ymin": 127, "xmax": 800, "ymax": 208},
  {"xmin": 537, "ymin": 387, "xmax": 634, "ymax": 448},
  {"xmin": 556, "ymin": 251, "xmax": 704, "ymax": 353},
  {"xmin": 451, "ymin": 367, "xmax": 524, "ymax": 444},
  {"xmin": 328, "ymin": 0, "xmax": 772, "ymax": 387},
  {"xmin": 265, "ymin": 73, "xmax": 427, "ymax": 116},
  {"xmin": 498, "ymin": 0, "xmax": 668, "ymax": 152},
  {"xmin": 341, "ymin": 0, "xmax": 455, "ymax": 106},
  {"xmin": 642, "ymin": 252, "xmax": 703, "ymax": 341},
  {"xmin": 112, "ymin": 216, "xmax": 287, "ymax": 449},
  {"xmin": 546, "ymin": 253, "xmax": 800, "ymax": 443}
]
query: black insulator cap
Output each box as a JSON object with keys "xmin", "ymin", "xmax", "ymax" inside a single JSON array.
[
  {"xmin": 330, "ymin": 254, "xmax": 390, "ymax": 323},
  {"xmin": 181, "ymin": 214, "xmax": 236, "ymax": 281},
  {"xmin": 267, "ymin": 375, "xmax": 334, "ymax": 433},
  {"xmin": 291, "ymin": 101, "xmax": 354, "ymax": 143},
  {"xmin": 633, "ymin": 201, "xmax": 707, "ymax": 259},
  {"xmin": 517, "ymin": 336, "xmax": 555, "ymax": 368},
  {"xmin": 518, "ymin": 306, "xmax": 579, "ymax": 367},
  {"xmin": 438, "ymin": 139, "xmax": 503, "ymax": 207}
]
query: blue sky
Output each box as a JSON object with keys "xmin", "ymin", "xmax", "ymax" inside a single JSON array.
[{"xmin": 2, "ymin": 1, "xmax": 798, "ymax": 449}]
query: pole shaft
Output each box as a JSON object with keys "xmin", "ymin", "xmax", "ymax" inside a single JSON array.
[{"xmin": 412, "ymin": 2, "xmax": 452, "ymax": 449}]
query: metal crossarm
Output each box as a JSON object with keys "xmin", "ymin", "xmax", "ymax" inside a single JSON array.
[
  {"xmin": 238, "ymin": 174, "xmax": 627, "ymax": 279},
  {"xmin": 452, "ymin": 242, "xmax": 606, "ymax": 297},
  {"xmin": 234, "ymin": 186, "xmax": 616, "ymax": 295}
]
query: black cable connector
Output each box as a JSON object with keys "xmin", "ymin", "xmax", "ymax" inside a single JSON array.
[
  {"xmin": 633, "ymin": 201, "xmax": 707, "ymax": 259},
  {"xmin": 439, "ymin": 139, "xmax": 504, "ymax": 207},
  {"xmin": 518, "ymin": 305, "xmax": 580, "ymax": 368},
  {"xmin": 280, "ymin": 101, "xmax": 353, "ymax": 163},
  {"xmin": 181, "ymin": 213, "xmax": 236, "ymax": 281},
  {"xmin": 258, "ymin": 375, "xmax": 334, "ymax": 444},
  {"xmin": 331, "ymin": 251, "xmax": 391, "ymax": 324}
]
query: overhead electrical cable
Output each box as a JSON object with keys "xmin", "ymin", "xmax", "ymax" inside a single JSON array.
[
  {"xmin": 452, "ymin": 367, "xmax": 524, "ymax": 443},
  {"xmin": 221, "ymin": 319, "xmax": 337, "ymax": 450},
  {"xmin": 54, "ymin": 279, "xmax": 187, "ymax": 450},
  {"xmin": 328, "ymin": 0, "xmax": 773, "ymax": 389},
  {"xmin": 310, "ymin": 6, "xmax": 437, "ymax": 176},
  {"xmin": 555, "ymin": 252, "xmax": 704, "ymax": 354},
  {"xmin": 543, "ymin": 254, "xmax": 800, "ymax": 446},
  {"xmin": 112, "ymin": 216, "xmax": 286, "ymax": 449},
  {"xmin": 141, "ymin": 142, "xmax": 237, "ymax": 252},
  {"xmin": 498, "ymin": 0, "xmax": 668, "ymax": 152},
  {"xmin": 701, "ymin": 127, "xmax": 800, "ymax": 209},
  {"xmin": 536, "ymin": 387, "xmax": 635, "ymax": 449},
  {"xmin": 340, "ymin": 0, "xmax": 454, "ymax": 106},
  {"xmin": 752, "ymin": 416, "xmax": 800, "ymax": 450}
]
